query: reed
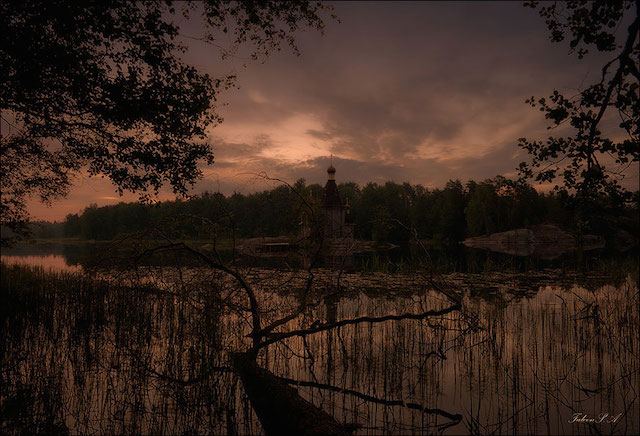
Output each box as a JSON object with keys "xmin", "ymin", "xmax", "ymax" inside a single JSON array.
[{"xmin": 1, "ymin": 261, "xmax": 638, "ymax": 435}]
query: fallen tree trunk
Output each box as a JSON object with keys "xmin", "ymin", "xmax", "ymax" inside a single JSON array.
[{"xmin": 232, "ymin": 352, "xmax": 352, "ymax": 436}]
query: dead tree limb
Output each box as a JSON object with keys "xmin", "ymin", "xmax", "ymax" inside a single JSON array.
[
  {"xmin": 258, "ymin": 302, "xmax": 461, "ymax": 349},
  {"xmin": 232, "ymin": 351, "xmax": 352, "ymax": 436},
  {"xmin": 274, "ymin": 373, "xmax": 463, "ymax": 428},
  {"xmin": 134, "ymin": 241, "xmax": 263, "ymax": 350}
]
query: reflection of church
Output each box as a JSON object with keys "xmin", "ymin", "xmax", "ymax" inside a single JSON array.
[{"xmin": 322, "ymin": 162, "xmax": 355, "ymax": 254}]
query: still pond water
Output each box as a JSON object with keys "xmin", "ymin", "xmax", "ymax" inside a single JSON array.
[{"xmin": 1, "ymin": 243, "xmax": 638, "ymax": 435}]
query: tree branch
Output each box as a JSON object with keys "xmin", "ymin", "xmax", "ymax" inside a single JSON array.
[
  {"xmin": 274, "ymin": 374, "xmax": 463, "ymax": 426},
  {"xmin": 587, "ymin": 4, "xmax": 640, "ymax": 164},
  {"xmin": 134, "ymin": 241, "xmax": 263, "ymax": 349},
  {"xmin": 249, "ymin": 173, "xmax": 326, "ymax": 339},
  {"xmin": 258, "ymin": 302, "xmax": 461, "ymax": 348}
]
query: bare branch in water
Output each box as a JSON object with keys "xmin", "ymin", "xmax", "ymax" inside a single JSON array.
[
  {"xmin": 258, "ymin": 301, "xmax": 461, "ymax": 348},
  {"xmin": 274, "ymin": 373, "xmax": 463, "ymax": 428}
]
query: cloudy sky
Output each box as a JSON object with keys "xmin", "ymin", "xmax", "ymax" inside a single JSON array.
[{"xmin": 28, "ymin": 1, "xmax": 636, "ymax": 221}]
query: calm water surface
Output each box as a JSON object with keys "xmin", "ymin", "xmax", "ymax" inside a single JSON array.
[{"xmin": 1, "ymin": 244, "xmax": 638, "ymax": 435}]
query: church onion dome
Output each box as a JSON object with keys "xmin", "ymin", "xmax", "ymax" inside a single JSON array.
[{"xmin": 323, "ymin": 157, "xmax": 341, "ymax": 206}]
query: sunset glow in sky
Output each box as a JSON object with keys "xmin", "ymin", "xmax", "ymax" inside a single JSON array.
[{"xmin": 27, "ymin": 2, "xmax": 638, "ymax": 221}]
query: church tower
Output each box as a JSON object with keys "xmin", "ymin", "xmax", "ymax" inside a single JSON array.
[{"xmin": 322, "ymin": 158, "xmax": 354, "ymax": 241}]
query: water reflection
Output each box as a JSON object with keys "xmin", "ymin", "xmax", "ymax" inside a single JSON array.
[
  {"xmin": 1, "ymin": 242, "xmax": 102, "ymax": 272},
  {"xmin": 1, "ymin": 254, "xmax": 81, "ymax": 272},
  {"xmin": 1, "ymin": 256, "xmax": 637, "ymax": 435},
  {"xmin": 1, "ymin": 240, "xmax": 625, "ymax": 274}
]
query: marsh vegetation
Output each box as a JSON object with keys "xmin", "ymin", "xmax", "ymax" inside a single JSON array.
[{"xmin": 1, "ymin": 242, "xmax": 637, "ymax": 435}]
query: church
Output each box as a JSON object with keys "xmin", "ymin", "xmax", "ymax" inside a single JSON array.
[{"xmin": 321, "ymin": 161, "xmax": 355, "ymax": 253}]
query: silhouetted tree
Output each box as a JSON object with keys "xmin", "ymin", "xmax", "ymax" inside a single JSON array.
[
  {"xmin": 435, "ymin": 180, "xmax": 467, "ymax": 242},
  {"xmin": 0, "ymin": 1, "xmax": 331, "ymax": 244},
  {"xmin": 518, "ymin": 0, "xmax": 639, "ymax": 205},
  {"xmin": 466, "ymin": 182, "xmax": 499, "ymax": 236}
]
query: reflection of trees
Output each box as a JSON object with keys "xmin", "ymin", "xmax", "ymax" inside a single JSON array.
[
  {"xmin": 1, "ymin": 263, "xmax": 258, "ymax": 434},
  {"xmin": 2, "ymin": 259, "xmax": 638, "ymax": 434},
  {"xmin": 1, "ymin": 241, "xmax": 468, "ymax": 435},
  {"xmin": 3, "ymin": 198, "xmax": 637, "ymax": 435},
  {"xmin": 459, "ymin": 281, "xmax": 639, "ymax": 435},
  {"xmin": 87, "ymin": 177, "xmax": 469, "ymax": 433},
  {"xmin": 110, "ymin": 186, "xmax": 467, "ymax": 434}
]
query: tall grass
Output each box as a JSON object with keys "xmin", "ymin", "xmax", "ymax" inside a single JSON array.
[
  {"xmin": 0, "ymin": 263, "xmax": 260, "ymax": 435},
  {"xmin": 1, "ymin": 261, "xmax": 638, "ymax": 435}
]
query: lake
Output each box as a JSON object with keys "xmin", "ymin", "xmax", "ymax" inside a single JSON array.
[{"xmin": 1, "ymin": 242, "xmax": 638, "ymax": 435}]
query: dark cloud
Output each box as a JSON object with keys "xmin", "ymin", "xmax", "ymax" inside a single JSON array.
[
  {"xmin": 204, "ymin": 1, "xmax": 601, "ymax": 175},
  {"xmin": 29, "ymin": 2, "xmax": 637, "ymax": 219}
]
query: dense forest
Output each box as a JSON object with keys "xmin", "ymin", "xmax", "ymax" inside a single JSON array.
[{"xmin": 21, "ymin": 177, "xmax": 639, "ymax": 244}]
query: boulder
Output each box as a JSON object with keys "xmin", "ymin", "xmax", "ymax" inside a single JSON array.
[{"xmin": 462, "ymin": 224, "xmax": 605, "ymax": 259}]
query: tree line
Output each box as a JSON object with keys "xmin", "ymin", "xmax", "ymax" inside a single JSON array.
[{"xmin": 23, "ymin": 177, "xmax": 636, "ymax": 244}]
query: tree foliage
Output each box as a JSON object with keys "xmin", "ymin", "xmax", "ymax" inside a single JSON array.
[
  {"xmin": 519, "ymin": 0, "xmax": 639, "ymax": 205},
  {"xmin": 0, "ymin": 0, "xmax": 330, "ymax": 242},
  {"xmin": 49, "ymin": 178, "xmax": 555, "ymax": 242},
  {"xmin": 19, "ymin": 177, "xmax": 637, "ymax": 244}
]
